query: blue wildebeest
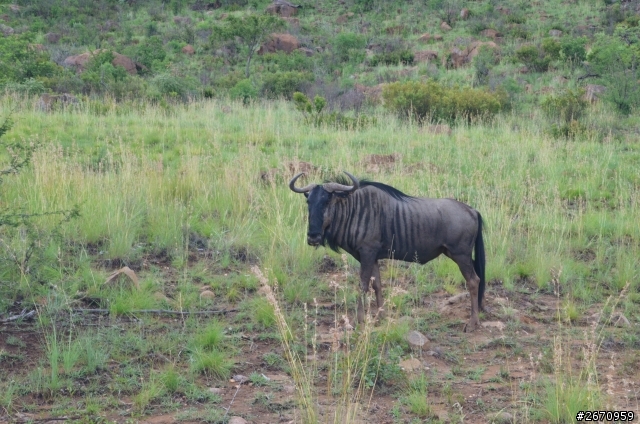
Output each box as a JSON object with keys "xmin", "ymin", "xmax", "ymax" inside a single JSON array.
[{"xmin": 289, "ymin": 171, "xmax": 486, "ymax": 332}]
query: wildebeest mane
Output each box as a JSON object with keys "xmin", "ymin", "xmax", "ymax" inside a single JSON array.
[
  {"xmin": 360, "ymin": 180, "xmax": 414, "ymax": 202},
  {"xmin": 326, "ymin": 175, "xmax": 414, "ymax": 202}
]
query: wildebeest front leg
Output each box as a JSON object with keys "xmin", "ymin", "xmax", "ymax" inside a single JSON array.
[
  {"xmin": 357, "ymin": 258, "xmax": 375, "ymax": 323},
  {"xmin": 371, "ymin": 261, "xmax": 384, "ymax": 319}
]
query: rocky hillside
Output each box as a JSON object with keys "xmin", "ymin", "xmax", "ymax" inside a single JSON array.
[{"xmin": 1, "ymin": 0, "xmax": 639, "ymax": 129}]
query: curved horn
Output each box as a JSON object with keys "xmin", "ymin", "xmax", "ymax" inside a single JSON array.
[
  {"xmin": 323, "ymin": 171, "xmax": 360, "ymax": 193},
  {"xmin": 289, "ymin": 172, "xmax": 317, "ymax": 193}
]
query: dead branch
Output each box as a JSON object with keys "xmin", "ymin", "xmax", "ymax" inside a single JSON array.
[
  {"xmin": 0, "ymin": 309, "xmax": 36, "ymax": 323},
  {"xmin": 71, "ymin": 308, "xmax": 237, "ymax": 315}
]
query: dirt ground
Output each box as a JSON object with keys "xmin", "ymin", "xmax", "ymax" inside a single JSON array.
[{"xmin": 2, "ymin": 267, "xmax": 639, "ymax": 424}]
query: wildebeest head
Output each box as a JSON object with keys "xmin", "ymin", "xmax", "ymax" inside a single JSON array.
[{"xmin": 289, "ymin": 172, "xmax": 359, "ymax": 246}]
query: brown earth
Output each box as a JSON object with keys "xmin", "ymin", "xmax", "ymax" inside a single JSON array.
[{"xmin": 2, "ymin": 255, "xmax": 639, "ymax": 423}]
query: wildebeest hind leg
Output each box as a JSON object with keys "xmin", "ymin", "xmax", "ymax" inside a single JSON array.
[{"xmin": 451, "ymin": 255, "xmax": 481, "ymax": 332}]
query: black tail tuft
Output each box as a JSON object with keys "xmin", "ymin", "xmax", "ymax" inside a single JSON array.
[{"xmin": 473, "ymin": 212, "xmax": 486, "ymax": 311}]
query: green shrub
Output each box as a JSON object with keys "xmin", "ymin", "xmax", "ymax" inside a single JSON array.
[
  {"xmin": 1, "ymin": 78, "xmax": 46, "ymax": 95},
  {"xmin": 0, "ymin": 33, "xmax": 60, "ymax": 84},
  {"xmin": 151, "ymin": 74, "xmax": 191, "ymax": 97},
  {"xmin": 370, "ymin": 49, "xmax": 414, "ymax": 66},
  {"xmin": 260, "ymin": 51, "xmax": 314, "ymax": 73},
  {"xmin": 515, "ymin": 44, "xmax": 551, "ymax": 72},
  {"xmin": 541, "ymin": 89, "xmax": 588, "ymax": 123},
  {"xmin": 473, "ymin": 45, "xmax": 498, "ymax": 86},
  {"xmin": 382, "ymin": 80, "xmax": 505, "ymax": 123},
  {"xmin": 292, "ymin": 92, "xmax": 376, "ymax": 129},
  {"xmin": 541, "ymin": 38, "xmax": 562, "ymax": 60},
  {"xmin": 261, "ymin": 71, "xmax": 313, "ymax": 99},
  {"xmin": 560, "ymin": 37, "xmax": 587, "ymax": 63},
  {"xmin": 229, "ymin": 79, "xmax": 258, "ymax": 104},
  {"xmin": 542, "ymin": 89, "xmax": 589, "ymax": 138},
  {"xmin": 137, "ymin": 36, "xmax": 166, "ymax": 71},
  {"xmin": 333, "ymin": 32, "xmax": 366, "ymax": 62},
  {"xmin": 587, "ymin": 35, "xmax": 640, "ymax": 114}
]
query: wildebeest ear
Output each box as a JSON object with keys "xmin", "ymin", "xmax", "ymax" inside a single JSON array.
[{"xmin": 304, "ymin": 192, "xmax": 309, "ymax": 199}]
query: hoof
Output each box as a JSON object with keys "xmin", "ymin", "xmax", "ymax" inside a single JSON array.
[{"xmin": 464, "ymin": 318, "xmax": 480, "ymax": 332}]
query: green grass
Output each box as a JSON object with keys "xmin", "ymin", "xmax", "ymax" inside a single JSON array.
[{"xmin": 0, "ymin": 93, "xmax": 638, "ymax": 421}]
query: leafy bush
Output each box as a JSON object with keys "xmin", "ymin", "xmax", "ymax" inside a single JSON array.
[
  {"xmin": 473, "ymin": 45, "xmax": 498, "ymax": 86},
  {"xmin": 515, "ymin": 45, "xmax": 551, "ymax": 72},
  {"xmin": 541, "ymin": 89, "xmax": 589, "ymax": 138},
  {"xmin": 136, "ymin": 36, "xmax": 166, "ymax": 71},
  {"xmin": 370, "ymin": 49, "xmax": 414, "ymax": 66},
  {"xmin": 560, "ymin": 37, "xmax": 587, "ymax": 63},
  {"xmin": 1, "ymin": 78, "xmax": 46, "ymax": 95},
  {"xmin": 260, "ymin": 51, "xmax": 314, "ymax": 73},
  {"xmin": 151, "ymin": 74, "xmax": 192, "ymax": 98},
  {"xmin": 541, "ymin": 89, "xmax": 588, "ymax": 123},
  {"xmin": 382, "ymin": 80, "xmax": 506, "ymax": 123},
  {"xmin": 333, "ymin": 32, "xmax": 366, "ymax": 62},
  {"xmin": 292, "ymin": 92, "xmax": 376, "ymax": 128},
  {"xmin": 588, "ymin": 35, "xmax": 640, "ymax": 114},
  {"xmin": 230, "ymin": 79, "xmax": 258, "ymax": 104},
  {"xmin": 0, "ymin": 33, "xmax": 60, "ymax": 84},
  {"xmin": 261, "ymin": 71, "xmax": 313, "ymax": 99}
]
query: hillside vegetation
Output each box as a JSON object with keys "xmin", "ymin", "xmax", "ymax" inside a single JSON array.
[{"xmin": 1, "ymin": 0, "xmax": 640, "ymax": 133}]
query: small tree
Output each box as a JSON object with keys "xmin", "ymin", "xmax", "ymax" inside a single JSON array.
[{"xmin": 211, "ymin": 14, "xmax": 286, "ymax": 78}]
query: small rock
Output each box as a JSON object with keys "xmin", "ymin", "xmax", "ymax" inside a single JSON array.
[
  {"xmin": 182, "ymin": 44, "xmax": 195, "ymax": 55},
  {"xmin": 440, "ymin": 21, "xmax": 452, "ymax": 31},
  {"xmin": 231, "ymin": 374, "xmax": 248, "ymax": 384},
  {"xmin": 405, "ymin": 330, "xmax": 429, "ymax": 349},
  {"xmin": 480, "ymin": 28, "xmax": 501, "ymax": 39},
  {"xmin": 425, "ymin": 124, "xmax": 452, "ymax": 136},
  {"xmin": 9, "ymin": 4, "xmax": 20, "ymax": 12},
  {"xmin": 613, "ymin": 313, "xmax": 630, "ymax": 327},
  {"xmin": 549, "ymin": 29, "xmax": 563, "ymax": 37},
  {"xmin": 399, "ymin": 357, "xmax": 422, "ymax": 372},
  {"xmin": 283, "ymin": 384, "xmax": 296, "ymax": 394},
  {"xmin": 228, "ymin": 417, "xmax": 248, "ymax": 424},
  {"xmin": 482, "ymin": 321, "xmax": 506, "ymax": 331},
  {"xmin": 584, "ymin": 84, "xmax": 606, "ymax": 103},
  {"xmin": 447, "ymin": 292, "xmax": 469, "ymax": 304},
  {"xmin": 418, "ymin": 33, "xmax": 432, "ymax": 43},
  {"xmin": 200, "ymin": 290, "xmax": 215, "ymax": 300},
  {"xmin": 491, "ymin": 411, "xmax": 514, "ymax": 423},
  {"xmin": 460, "ymin": 8, "xmax": 469, "ymax": 19},
  {"xmin": 209, "ymin": 387, "xmax": 224, "ymax": 394},
  {"xmin": 434, "ymin": 34, "xmax": 443, "ymax": 41}
]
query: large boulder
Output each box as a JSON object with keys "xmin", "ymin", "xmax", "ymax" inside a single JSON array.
[
  {"xmin": 265, "ymin": 0, "xmax": 300, "ymax": 17},
  {"xmin": 465, "ymin": 41, "xmax": 499, "ymax": 61},
  {"xmin": 480, "ymin": 28, "xmax": 501, "ymax": 39},
  {"xmin": 446, "ymin": 41, "xmax": 499, "ymax": 68},
  {"xmin": 585, "ymin": 84, "xmax": 606, "ymax": 103},
  {"xmin": 0, "ymin": 24, "xmax": 14, "ymax": 36},
  {"xmin": 45, "ymin": 32, "xmax": 61, "ymax": 43},
  {"xmin": 173, "ymin": 16, "xmax": 192, "ymax": 25},
  {"xmin": 63, "ymin": 50, "xmax": 139, "ymax": 74},
  {"xmin": 414, "ymin": 50, "xmax": 438, "ymax": 63},
  {"xmin": 257, "ymin": 33, "xmax": 299, "ymax": 55},
  {"xmin": 38, "ymin": 93, "xmax": 79, "ymax": 112}
]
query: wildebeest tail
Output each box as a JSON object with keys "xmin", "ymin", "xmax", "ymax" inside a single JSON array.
[{"xmin": 474, "ymin": 212, "xmax": 486, "ymax": 310}]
